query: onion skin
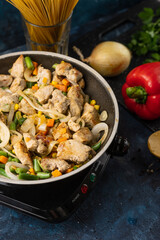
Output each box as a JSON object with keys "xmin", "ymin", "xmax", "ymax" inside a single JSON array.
[{"xmin": 85, "ymin": 41, "xmax": 131, "ymax": 77}]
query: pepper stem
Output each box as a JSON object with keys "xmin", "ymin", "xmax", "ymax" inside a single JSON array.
[{"xmin": 126, "ymin": 86, "xmax": 147, "ymax": 104}]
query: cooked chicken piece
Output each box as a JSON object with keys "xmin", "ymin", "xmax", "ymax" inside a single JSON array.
[
  {"xmin": 52, "ymin": 72, "xmax": 63, "ymax": 84},
  {"xmin": 40, "ymin": 158, "xmax": 71, "ymax": 173},
  {"xmin": 52, "ymin": 122, "xmax": 71, "ymax": 141},
  {"xmin": 0, "ymin": 88, "xmax": 11, "ymax": 98},
  {"xmin": 0, "ymin": 94, "xmax": 19, "ymax": 109},
  {"xmin": 0, "ymin": 75, "xmax": 13, "ymax": 87},
  {"xmin": 81, "ymin": 103, "xmax": 100, "ymax": 129},
  {"xmin": 55, "ymin": 62, "xmax": 72, "ymax": 76},
  {"xmin": 50, "ymin": 89, "xmax": 70, "ymax": 114},
  {"xmin": 68, "ymin": 117, "xmax": 80, "ymax": 132},
  {"xmin": 78, "ymin": 78, "xmax": 85, "ymax": 89},
  {"xmin": 73, "ymin": 127, "xmax": 93, "ymax": 144},
  {"xmin": 13, "ymin": 141, "xmax": 33, "ymax": 168},
  {"xmin": 10, "ymin": 55, "xmax": 25, "ymax": 78},
  {"xmin": 67, "ymin": 85, "xmax": 84, "ymax": 117},
  {"xmin": 57, "ymin": 139, "xmax": 95, "ymax": 164},
  {"xmin": 0, "ymin": 112, "xmax": 6, "ymax": 124},
  {"xmin": 10, "ymin": 77, "xmax": 26, "ymax": 93},
  {"xmin": 37, "ymin": 65, "xmax": 51, "ymax": 86},
  {"xmin": 34, "ymin": 85, "xmax": 53, "ymax": 104},
  {"xmin": 37, "ymin": 139, "xmax": 48, "ymax": 155},
  {"xmin": 69, "ymin": 98, "xmax": 82, "ymax": 117},
  {"xmin": 66, "ymin": 68, "xmax": 83, "ymax": 83},
  {"xmin": 19, "ymin": 99, "xmax": 36, "ymax": 115},
  {"xmin": 23, "ymin": 133, "xmax": 38, "ymax": 152},
  {"xmin": 67, "ymin": 85, "xmax": 84, "ymax": 105}
]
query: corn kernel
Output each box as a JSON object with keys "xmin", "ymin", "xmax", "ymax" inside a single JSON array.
[
  {"xmin": 94, "ymin": 105, "xmax": 100, "ymax": 111},
  {"xmin": 61, "ymin": 61, "xmax": 65, "ymax": 63},
  {"xmin": 67, "ymin": 87, "xmax": 71, "ymax": 92},
  {"xmin": 51, "ymin": 81, "xmax": 58, "ymax": 87},
  {"xmin": 14, "ymin": 104, "xmax": 19, "ymax": 111},
  {"xmin": 42, "ymin": 77, "xmax": 48, "ymax": 84},
  {"xmin": 34, "ymin": 83, "xmax": 38, "ymax": 86},
  {"xmin": 90, "ymin": 100, "xmax": 96, "ymax": 106},
  {"xmin": 12, "ymin": 149, "xmax": 15, "ymax": 154},
  {"xmin": 29, "ymin": 168, "xmax": 35, "ymax": 175},
  {"xmin": 52, "ymin": 153, "xmax": 57, "ymax": 158},
  {"xmin": 38, "ymin": 111, "xmax": 42, "ymax": 116}
]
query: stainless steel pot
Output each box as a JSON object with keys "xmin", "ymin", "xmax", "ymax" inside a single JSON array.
[{"xmin": 0, "ymin": 51, "xmax": 119, "ymax": 186}]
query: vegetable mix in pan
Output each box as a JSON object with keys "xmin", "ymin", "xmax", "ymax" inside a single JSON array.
[{"xmin": 0, "ymin": 55, "xmax": 108, "ymax": 181}]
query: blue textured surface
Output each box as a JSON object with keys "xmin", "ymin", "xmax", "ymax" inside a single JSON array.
[{"xmin": 1, "ymin": 0, "xmax": 160, "ymax": 240}]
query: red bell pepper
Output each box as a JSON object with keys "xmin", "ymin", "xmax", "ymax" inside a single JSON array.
[{"xmin": 122, "ymin": 62, "xmax": 160, "ymax": 120}]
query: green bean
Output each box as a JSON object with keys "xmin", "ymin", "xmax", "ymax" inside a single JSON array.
[
  {"xmin": 33, "ymin": 159, "xmax": 41, "ymax": 173},
  {"xmin": 25, "ymin": 56, "xmax": 34, "ymax": 70},
  {"xmin": 0, "ymin": 168, "xmax": 9, "ymax": 178},
  {"xmin": 0, "ymin": 150, "xmax": 8, "ymax": 157},
  {"xmin": 0, "ymin": 164, "xmax": 5, "ymax": 169},
  {"xmin": 26, "ymin": 81, "xmax": 36, "ymax": 88},
  {"xmin": 18, "ymin": 173, "xmax": 39, "ymax": 180},
  {"xmin": 9, "ymin": 121, "xmax": 16, "ymax": 130},
  {"xmin": 92, "ymin": 141, "xmax": 101, "ymax": 151},
  {"xmin": 37, "ymin": 172, "xmax": 51, "ymax": 179},
  {"xmin": 18, "ymin": 117, "xmax": 27, "ymax": 125},
  {"xmin": 8, "ymin": 157, "xmax": 20, "ymax": 163},
  {"xmin": 18, "ymin": 96, "xmax": 23, "ymax": 102},
  {"xmin": 52, "ymin": 63, "xmax": 58, "ymax": 69},
  {"xmin": 14, "ymin": 111, "xmax": 22, "ymax": 124},
  {"xmin": 15, "ymin": 168, "xmax": 28, "ymax": 174}
]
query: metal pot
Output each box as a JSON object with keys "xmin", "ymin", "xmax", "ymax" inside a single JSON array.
[{"xmin": 0, "ymin": 51, "xmax": 123, "ymax": 222}]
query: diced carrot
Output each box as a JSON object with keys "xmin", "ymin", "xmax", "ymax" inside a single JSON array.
[
  {"xmin": 56, "ymin": 84, "xmax": 67, "ymax": 92},
  {"xmin": 59, "ymin": 128, "xmax": 66, "ymax": 134},
  {"xmin": 33, "ymin": 67, "xmax": 38, "ymax": 76},
  {"xmin": 32, "ymin": 85, "xmax": 39, "ymax": 90},
  {"xmin": 52, "ymin": 169, "xmax": 62, "ymax": 177},
  {"xmin": 25, "ymin": 137, "xmax": 31, "ymax": 142},
  {"xmin": 0, "ymin": 156, "xmax": 8, "ymax": 164},
  {"xmin": 66, "ymin": 168, "xmax": 73, "ymax": 173},
  {"xmin": 38, "ymin": 130, "xmax": 48, "ymax": 135},
  {"xmin": 47, "ymin": 119, "xmax": 54, "ymax": 127},
  {"xmin": 32, "ymin": 61, "xmax": 38, "ymax": 68},
  {"xmin": 62, "ymin": 79, "xmax": 70, "ymax": 87},
  {"xmin": 43, "ymin": 77, "xmax": 48, "ymax": 84},
  {"xmin": 57, "ymin": 137, "xmax": 68, "ymax": 143}
]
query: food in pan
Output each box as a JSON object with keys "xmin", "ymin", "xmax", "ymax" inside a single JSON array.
[{"xmin": 0, "ymin": 55, "xmax": 108, "ymax": 180}]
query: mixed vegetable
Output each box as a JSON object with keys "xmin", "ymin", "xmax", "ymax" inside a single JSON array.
[{"xmin": 0, "ymin": 55, "xmax": 108, "ymax": 181}]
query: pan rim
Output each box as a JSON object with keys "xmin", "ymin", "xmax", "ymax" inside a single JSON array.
[{"xmin": 0, "ymin": 50, "xmax": 119, "ymax": 185}]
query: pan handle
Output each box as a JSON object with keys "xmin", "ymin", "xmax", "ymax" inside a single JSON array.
[{"xmin": 107, "ymin": 134, "xmax": 130, "ymax": 156}]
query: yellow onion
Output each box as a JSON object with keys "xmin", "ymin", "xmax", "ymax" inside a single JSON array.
[{"xmin": 73, "ymin": 41, "xmax": 131, "ymax": 77}]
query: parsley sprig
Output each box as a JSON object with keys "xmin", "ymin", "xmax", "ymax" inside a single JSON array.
[{"xmin": 128, "ymin": 7, "xmax": 160, "ymax": 62}]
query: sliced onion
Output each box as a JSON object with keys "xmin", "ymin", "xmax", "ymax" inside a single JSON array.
[
  {"xmin": 20, "ymin": 118, "xmax": 34, "ymax": 132},
  {"xmin": 24, "ymin": 68, "xmax": 39, "ymax": 82},
  {"xmin": 7, "ymin": 104, "xmax": 15, "ymax": 125},
  {"xmin": 45, "ymin": 140, "xmax": 58, "ymax": 156},
  {"xmin": 29, "ymin": 124, "xmax": 36, "ymax": 136},
  {"xmin": 38, "ymin": 123, "xmax": 47, "ymax": 131},
  {"xmin": 19, "ymin": 90, "xmax": 66, "ymax": 119},
  {"xmin": 76, "ymin": 117, "xmax": 85, "ymax": 128},
  {"xmin": 10, "ymin": 130, "xmax": 22, "ymax": 145},
  {"xmin": 0, "ymin": 147, "xmax": 17, "ymax": 158},
  {"xmin": 99, "ymin": 110, "xmax": 108, "ymax": 121},
  {"xmin": 0, "ymin": 120, "xmax": 10, "ymax": 148},
  {"xmin": 91, "ymin": 122, "xmax": 109, "ymax": 144},
  {"xmin": 60, "ymin": 112, "xmax": 71, "ymax": 123},
  {"xmin": 5, "ymin": 162, "xmax": 29, "ymax": 180}
]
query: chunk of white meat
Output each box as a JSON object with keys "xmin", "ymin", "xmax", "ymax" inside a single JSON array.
[
  {"xmin": 66, "ymin": 68, "xmax": 83, "ymax": 84},
  {"xmin": 55, "ymin": 62, "xmax": 72, "ymax": 76},
  {"xmin": 81, "ymin": 103, "xmax": 100, "ymax": 129},
  {"xmin": 0, "ymin": 93, "xmax": 19, "ymax": 111},
  {"xmin": 52, "ymin": 72, "xmax": 63, "ymax": 84},
  {"xmin": 37, "ymin": 65, "xmax": 51, "ymax": 86},
  {"xmin": 50, "ymin": 89, "xmax": 70, "ymax": 114},
  {"xmin": 67, "ymin": 85, "xmax": 84, "ymax": 105},
  {"xmin": 23, "ymin": 133, "xmax": 38, "ymax": 152},
  {"xmin": 10, "ymin": 55, "xmax": 25, "ymax": 78},
  {"xmin": 10, "ymin": 77, "xmax": 26, "ymax": 93},
  {"xmin": 73, "ymin": 127, "xmax": 93, "ymax": 144},
  {"xmin": 40, "ymin": 158, "xmax": 71, "ymax": 173},
  {"xmin": 19, "ymin": 99, "xmax": 36, "ymax": 115},
  {"xmin": 37, "ymin": 139, "xmax": 48, "ymax": 155},
  {"xmin": 0, "ymin": 75, "xmax": 13, "ymax": 87},
  {"xmin": 52, "ymin": 122, "xmax": 71, "ymax": 141},
  {"xmin": 57, "ymin": 139, "xmax": 94, "ymax": 164},
  {"xmin": 69, "ymin": 98, "xmax": 83, "ymax": 117},
  {"xmin": 13, "ymin": 141, "xmax": 33, "ymax": 168},
  {"xmin": 34, "ymin": 85, "xmax": 53, "ymax": 104},
  {"xmin": 68, "ymin": 117, "xmax": 80, "ymax": 132},
  {"xmin": 78, "ymin": 78, "xmax": 85, "ymax": 89}
]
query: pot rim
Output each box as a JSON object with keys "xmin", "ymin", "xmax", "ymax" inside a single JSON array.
[{"xmin": 0, "ymin": 50, "xmax": 119, "ymax": 185}]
